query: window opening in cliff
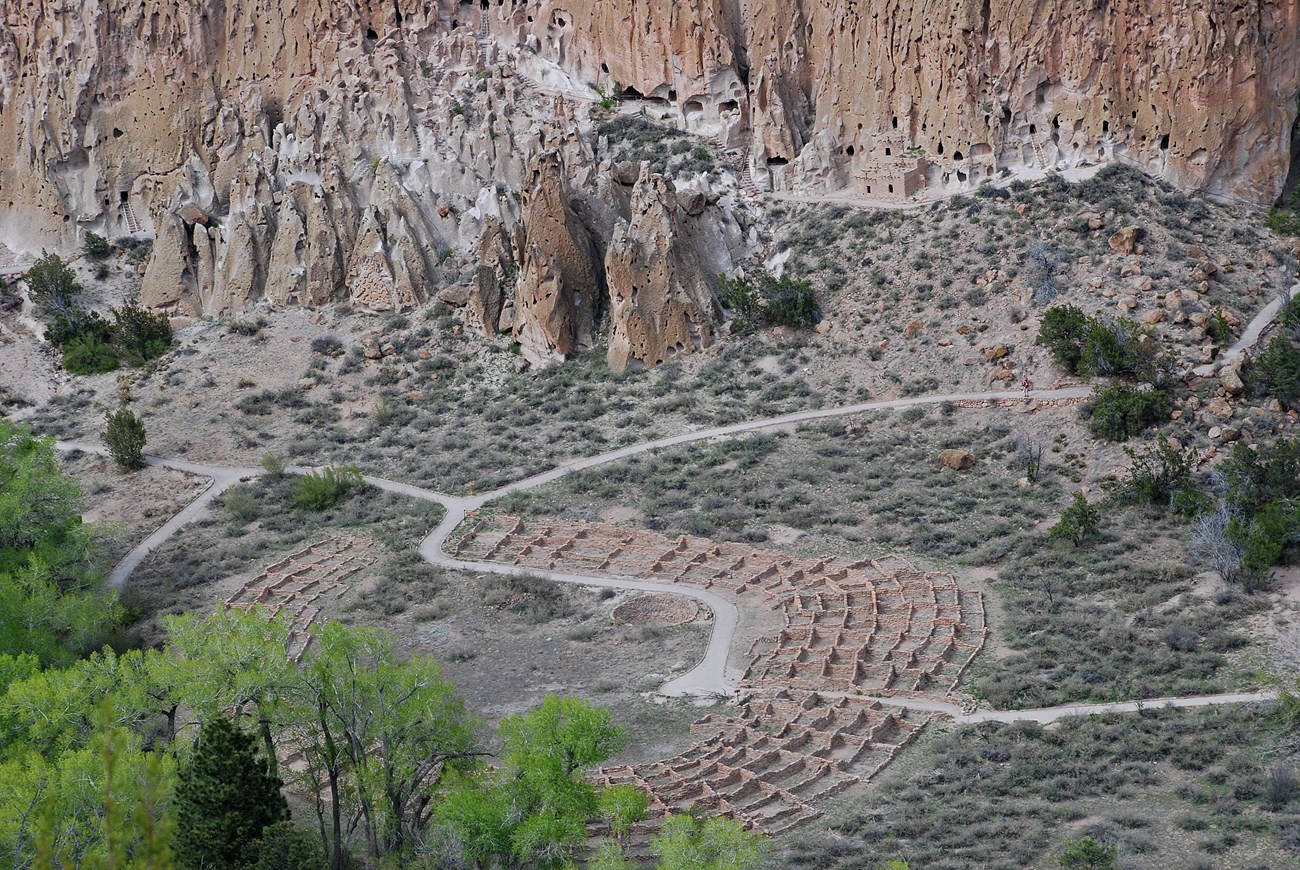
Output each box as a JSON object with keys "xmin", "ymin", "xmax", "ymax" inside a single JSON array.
[
  {"xmin": 892, "ymin": 116, "xmax": 898, "ymax": 129},
  {"xmin": 112, "ymin": 128, "xmax": 124, "ymax": 139},
  {"xmin": 601, "ymin": 63, "xmax": 609, "ymax": 73},
  {"xmin": 119, "ymin": 191, "xmax": 128, "ymax": 203},
  {"xmin": 936, "ymin": 143, "xmax": 943, "ymax": 155},
  {"xmin": 846, "ymin": 145, "xmax": 855, "ymax": 156},
  {"xmin": 885, "ymin": 147, "xmax": 892, "ymax": 156},
  {"xmin": 954, "ymin": 150, "xmax": 963, "ymax": 161},
  {"xmin": 888, "ymin": 184, "xmax": 894, "ymax": 193},
  {"xmin": 1052, "ymin": 115, "xmax": 1060, "ymax": 129},
  {"xmin": 366, "ymin": 27, "xmax": 378, "ymax": 40},
  {"xmin": 669, "ymin": 89, "xmax": 678, "ymax": 101},
  {"xmin": 1029, "ymin": 124, "xmax": 1036, "ymax": 135},
  {"xmin": 1160, "ymin": 134, "xmax": 1170, "ymax": 151},
  {"xmin": 1103, "ymin": 120, "xmax": 1109, "ymax": 134}
]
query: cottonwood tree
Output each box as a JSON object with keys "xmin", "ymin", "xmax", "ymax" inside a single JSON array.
[
  {"xmin": 158, "ymin": 609, "xmax": 297, "ymax": 766},
  {"xmin": 435, "ymin": 694, "xmax": 640, "ymax": 868},
  {"xmin": 650, "ymin": 811, "xmax": 771, "ymax": 870},
  {"xmin": 291, "ymin": 622, "xmax": 482, "ymax": 867},
  {"xmin": 0, "ymin": 422, "xmax": 120, "ymax": 664}
]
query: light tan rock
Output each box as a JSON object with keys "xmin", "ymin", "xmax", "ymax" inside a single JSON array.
[
  {"xmin": 938, "ymin": 449, "xmax": 977, "ymax": 471},
  {"xmin": 512, "ymin": 153, "xmax": 602, "ymax": 364},
  {"xmin": 1109, "ymin": 226, "xmax": 1142, "ymax": 255},
  {"xmin": 605, "ymin": 167, "xmax": 722, "ymax": 372},
  {"xmin": 1206, "ymin": 397, "xmax": 1233, "ymax": 419},
  {"xmin": 1220, "ymin": 366, "xmax": 1245, "ymax": 396}
]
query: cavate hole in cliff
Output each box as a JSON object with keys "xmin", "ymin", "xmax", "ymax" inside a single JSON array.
[
  {"xmin": 1160, "ymin": 134, "xmax": 1170, "ymax": 151},
  {"xmin": 112, "ymin": 128, "xmax": 123, "ymax": 139}
]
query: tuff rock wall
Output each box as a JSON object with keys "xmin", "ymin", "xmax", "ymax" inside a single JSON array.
[
  {"xmin": 2, "ymin": 0, "xmax": 1297, "ymax": 366},
  {"xmin": 511, "ymin": 0, "xmax": 1300, "ymax": 202}
]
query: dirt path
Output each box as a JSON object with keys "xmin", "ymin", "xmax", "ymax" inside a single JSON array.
[{"xmin": 53, "ymin": 383, "xmax": 1280, "ymax": 717}]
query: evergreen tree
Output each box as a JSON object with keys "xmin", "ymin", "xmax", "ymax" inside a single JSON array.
[
  {"xmin": 174, "ymin": 717, "xmax": 288, "ymax": 869},
  {"xmin": 104, "ymin": 398, "xmax": 146, "ymax": 471}
]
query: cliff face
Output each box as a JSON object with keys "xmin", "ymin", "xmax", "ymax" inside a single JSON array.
[
  {"xmin": 517, "ymin": 0, "xmax": 1300, "ymax": 203},
  {"xmin": 1, "ymin": 0, "xmax": 1296, "ymax": 327}
]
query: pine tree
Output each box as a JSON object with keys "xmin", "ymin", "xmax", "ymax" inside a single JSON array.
[{"xmin": 174, "ymin": 717, "xmax": 288, "ymax": 870}]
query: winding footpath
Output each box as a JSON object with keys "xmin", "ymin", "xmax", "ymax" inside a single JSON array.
[{"xmin": 54, "ymin": 381, "xmax": 1281, "ymax": 721}]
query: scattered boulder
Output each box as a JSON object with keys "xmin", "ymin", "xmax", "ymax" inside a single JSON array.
[
  {"xmin": 938, "ymin": 449, "xmax": 977, "ymax": 471},
  {"xmin": 1220, "ymin": 365, "xmax": 1245, "ymax": 396},
  {"xmin": 1206, "ymin": 397, "xmax": 1233, "ymax": 419},
  {"xmin": 1109, "ymin": 225, "xmax": 1142, "ymax": 254}
]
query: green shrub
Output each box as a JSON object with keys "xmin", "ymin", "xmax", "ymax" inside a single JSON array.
[
  {"xmin": 1037, "ymin": 306, "xmax": 1091, "ymax": 372},
  {"xmin": 23, "ymin": 250, "xmax": 82, "ymax": 313},
  {"xmin": 1246, "ymin": 333, "xmax": 1300, "ymax": 409},
  {"xmin": 104, "ymin": 404, "xmax": 147, "ymax": 470},
  {"xmin": 1058, "ymin": 835, "xmax": 1118, "ymax": 870},
  {"xmin": 46, "ymin": 308, "xmax": 114, "ymax": 348},
  {"xmin": 1037, "ymin": 305, "xmax": 1163, "ymax": 382},
  {"xmin": 1086, "ymin": 384, "xmax": 1170, "ymax": 441},
  {"xmin": 223, "ymin": 488, "xmax": 260, "ymax": 523},
  {"xmin": 1049, "ymin": 492, "xmax": 1102, "ymax": 546},
  {"xmin": 1268, "ymin": 208, "xmax": 1300, "ymax": 237},
  {"xmin": 62, "ymin": 333, "xmax": 120, "ymax": 374},
  {"xmin": 292, "ymin": 465, "xmax": 363, "ymax": 511},
  {"xmin": 83, "ymin": 232, "xmax": 111, "ymax": 260},
  {"xmin": 1233, "ymin": 499, "xmax": 1297, "ymax": 584},
  {"xmin": 1116, "ymin": 437, "xmax": 1195, "ymax": 507},
  {"xmin": 1206, "ymin": 307, "xmax": 1233, "ymax": 344},
  {"xmin": 717, "ymin": 270, "xmax": 819, "ymax": 330},
  {"xmin": 763, "ymin": 273, "xmax": 820, "ymax": 327},
  {"xmin": 111, "ymin": 298, "xmax": 172, "ymax": 365}
]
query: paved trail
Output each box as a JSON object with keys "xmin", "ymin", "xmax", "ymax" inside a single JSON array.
[
  {"xmin": 54, "ymin": 383, "xmax": 1280, "ymax": 717},
  {"xmin": 1192, "ymin": 280, "xmax": 1300, "ymax": 377}
]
